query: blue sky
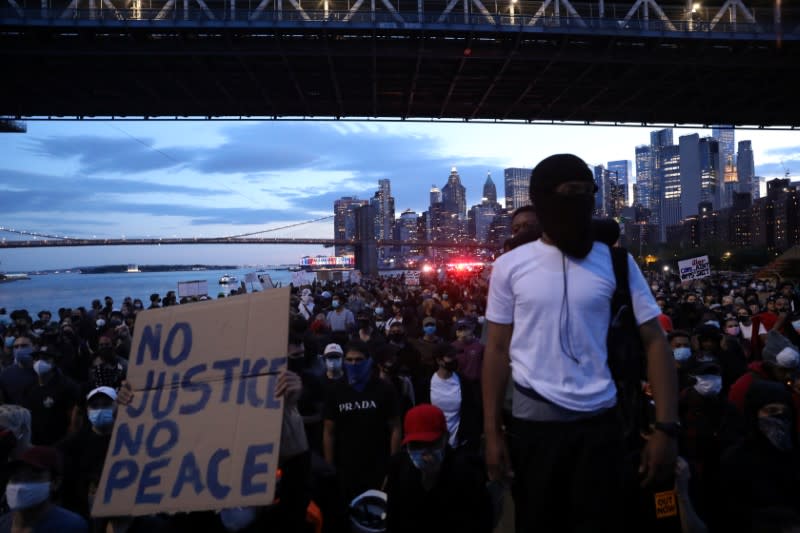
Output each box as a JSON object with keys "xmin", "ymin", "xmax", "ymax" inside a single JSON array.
[{"xmin": 2, "ymin": 120, "xmax": 800, "ymax": 271}]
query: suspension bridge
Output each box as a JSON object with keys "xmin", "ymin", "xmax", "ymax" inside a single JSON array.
[{"xmin": 0, "ymin": 219, "xmax": 500, "ymax": 274}]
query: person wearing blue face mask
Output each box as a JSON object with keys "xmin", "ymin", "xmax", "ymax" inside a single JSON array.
[
  {"xmin": 0, "ymin": 336, "xmax": 38, "ymax": 406},
  {"xmin": 410, "ymin": 317, "xmax": 445, "ymax": 399},
  {"xmin": 385, "ymin": 404, "xmax": 493, "ymax": 533},
  {"xmin": 326, "ymin": 294, "xmax": 356, "ymax": 334},
  {"xmin": 323, "ymin": 340, "xmax": 401, "ymax": 503},
  {"xmin": 0, "ymin": 445, "xmax": 87, "ymax": 533},
  {"xmin": 22, "ymin": 346, "xmax": 80, "ymax": 446},
  {"xmin": 57, "ymin": 387, "xmax": 117, "ymax": 522}
]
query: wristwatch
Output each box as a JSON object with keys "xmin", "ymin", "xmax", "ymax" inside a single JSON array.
[{"xmin": 654, "ymin": 421, "xmax": 681, "ymax": 438}]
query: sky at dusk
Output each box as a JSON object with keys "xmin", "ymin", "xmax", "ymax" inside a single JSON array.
[{"xmin": 2, "ymin": 120, "xmax": 800, "ymax": 271}]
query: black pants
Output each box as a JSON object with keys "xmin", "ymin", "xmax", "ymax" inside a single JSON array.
[{"xmin": 509, "ymin": 410, "xmax": 626, "ymax": 533}]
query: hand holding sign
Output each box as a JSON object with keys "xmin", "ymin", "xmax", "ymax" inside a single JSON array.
[{"xmin": 94, "ymin": 289, "xmax": 291, "ymax": 518}]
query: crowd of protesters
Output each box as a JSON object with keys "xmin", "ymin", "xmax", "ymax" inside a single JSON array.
[{"xmin": 0, "ymin": 264, "xmax": 798, "ymax": 532}]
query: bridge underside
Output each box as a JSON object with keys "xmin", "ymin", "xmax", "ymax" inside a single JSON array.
[{"xmin": 2, "ymin": 3, "xmax": 799, "ymax": 125}]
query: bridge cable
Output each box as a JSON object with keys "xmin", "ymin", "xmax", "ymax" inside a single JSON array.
[{"xmin": 221, "ymin": 215, "xmax": 335, "ymax": 239}]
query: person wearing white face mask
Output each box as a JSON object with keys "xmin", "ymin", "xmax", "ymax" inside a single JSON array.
[
  {"xmin": 21, "ymin": 346, "xmax": 80, "ymax": 446},
  {"xmin": 298, "ymin": 288, "xmax": 315, "ymax": 321},
  {"xmin": 677, "ymin": 360, "xmax": 744, "ymax": 530},
  {"xmin": 0, "ymin": 445, "xmax": 87, "ymax": 532}
]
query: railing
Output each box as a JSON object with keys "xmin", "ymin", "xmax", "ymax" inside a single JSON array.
[{"xmin": 2, "ymin": 3, "xmax": 797, "ymax": 36}]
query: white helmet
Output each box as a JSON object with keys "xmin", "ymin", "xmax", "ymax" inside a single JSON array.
[{"xmin": 349, "ymin": 489, "xmax": 387, "ymax": 533}]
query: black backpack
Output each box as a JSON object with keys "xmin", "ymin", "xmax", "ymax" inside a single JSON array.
[{"xmin": 607, "ymin": 245, "xmax": 646, "ymax": 449}]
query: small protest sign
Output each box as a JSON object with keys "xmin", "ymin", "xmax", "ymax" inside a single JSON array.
[
  {"xmin": 677, "ymin": 255, "xmax": 711, "ymax": 281},
  {"xmin": 405, "ymin": 270, "xmax": 421, "ymax": 286},
  {"xmin": 177, "ymin": 280, "xmax": 208, "ymax": 298},
  {"xmin": 291, "ymin": 270, "xmax": 317, "ymax": 286},
  {"xmin": 92, "ymin": 288, "xmax": 290, "ymax": 517},
  {"xmin": 654, "ymin": 490, "xmax": 678, "ymax": 519}
]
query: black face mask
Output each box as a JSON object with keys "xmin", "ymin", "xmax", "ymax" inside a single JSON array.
[
  {"xmin": 443, "ymin": 360, "xmax": 458, "ymax": 372},
  {"xmin": 389, "ymin": 333, "xmax": 405, "ymax": 344},
  {"xmin": 535, "ymin": 192, "xmax": 595, "ymax": 259},
  {"xmin": 287, "ymin": 355, "xmax": 305, "ymax": 374}
]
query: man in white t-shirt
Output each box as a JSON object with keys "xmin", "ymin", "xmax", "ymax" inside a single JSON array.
[{"xmin": 482, "ymin": 153, "xmax": 679, "ymax": 532}]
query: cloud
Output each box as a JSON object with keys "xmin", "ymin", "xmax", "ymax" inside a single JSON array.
[
  {"xmin": 6, "ymin": 123, "xmax": 506, "ymax": 238},
  {"xmin": 756, "ymin": 158, "xmax": 800, "ymax": 178},
  {"xmin": 24, "ymin": 135, "xmax": 196, "ymax": 175},
  {"xmin": 764, "ymin": 146, "xmax": 800, "ymax": 158},
  {"xmin": 1, "ymin": 168, "xmax": 226, "ymax": 198}
]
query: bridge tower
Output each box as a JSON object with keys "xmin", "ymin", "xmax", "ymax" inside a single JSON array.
[{"xmin": 354, "ymin": 204, "xmax": 378, "ymax": 277}]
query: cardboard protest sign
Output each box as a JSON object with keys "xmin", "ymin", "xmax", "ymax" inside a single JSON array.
[
  {"xmin": 678, "ymin": 255, "xmax": 711, "ymax": 281},
  {"xmin": 177, "ymin": 280, "xmax": 208, "ymax": 298},
  {"xmin": 405, "ymin": 271, "xmax": 421, "ymax": 286},
  {"xmin": 291, "ymin": 270, "xmax": 317, "ymax": 286},
  {"xmin": 92, "ymin": 288, "xmax": 290, "ymax": 517}
]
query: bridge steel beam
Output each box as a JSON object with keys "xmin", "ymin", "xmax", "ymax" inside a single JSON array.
[{"xmin": 2, "ymin": 1, "xmax": 799, "ymax": 125}]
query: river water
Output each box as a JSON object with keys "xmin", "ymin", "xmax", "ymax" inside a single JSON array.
[{"xmin": 0, "ymin": 268, "xmax": 294, "ymax": 315}]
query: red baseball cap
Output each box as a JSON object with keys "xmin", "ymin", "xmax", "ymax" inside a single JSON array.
[
  {"xmin": 402, "ymin": 404, "xmax": 447, "ymax": 445},
  {"xmin": 10, "ymin": 446, "xmax": 63, "ymax": 476}
]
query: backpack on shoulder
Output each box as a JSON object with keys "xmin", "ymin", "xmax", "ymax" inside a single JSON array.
[{"xmin": 607, "ymin": 245, "xmax": 647, "ymax": 450}]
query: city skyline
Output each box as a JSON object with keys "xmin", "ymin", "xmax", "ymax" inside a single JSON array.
[{"xmin": 2, "ymin": 120, "xmax": 800, "ymax": 270}]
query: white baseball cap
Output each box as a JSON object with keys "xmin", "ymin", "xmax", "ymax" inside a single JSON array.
[
  {"xmin": 323, "ymin": 343, "xmax": 343, "ymax": 356},
  {"xmin": 87, "ymin": 386, "xmax": 118, "ymax": 401}
]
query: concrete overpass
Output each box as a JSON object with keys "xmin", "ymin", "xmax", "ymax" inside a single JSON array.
[{"xmin": 2, "ymin": 0, "xmax": 799, "ymax": 126}]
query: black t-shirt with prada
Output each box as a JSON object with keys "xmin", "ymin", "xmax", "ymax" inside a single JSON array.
[{"xmin": 323, "ymin": 377, "xmax": 399, "ymax": 483}]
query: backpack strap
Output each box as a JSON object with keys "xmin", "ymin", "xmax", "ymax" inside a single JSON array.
[
  {"xmin": 609, "ymin": 246, "xmax": 633, "ymax": 326},
  {"xmin": 610, "ymin": 246, "xmax": 630, "ymax": 302}
]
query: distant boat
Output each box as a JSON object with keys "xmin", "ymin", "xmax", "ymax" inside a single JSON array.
[
  {"xmin": 0, "ymin": 273, "xmax": 30, "ymax": 282},
  {"xmin": 126, "ymin": 264, "xmax": 141, "ymax": 273},
  {"xmin": 219, "ymin": 274, "xmax": 238, "ymax": 284},
  {"xmin": 288, "ymin": 265, "xmax": 303, "ymax": 272}
]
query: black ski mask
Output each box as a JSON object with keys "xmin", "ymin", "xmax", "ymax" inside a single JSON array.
[{"xmin": 529, "ymin": 153, "xmax": 597, "ymax": 259}]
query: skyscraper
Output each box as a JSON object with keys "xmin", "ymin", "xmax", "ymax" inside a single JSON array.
[
  {"xmin": 649, "ymin": 128, "xmax": 673, "ymax": 233},
  {"xmin": 370, "ymin": 179, "xmax": 395, "ymax": 260},
  {"xmin": 504, "ymin": 167, "xmax": 532, "ymax": 211},
  {"xmin": 370, "ymin": 179, "xmax": 395, "ymax": 241},
  {"xmin": 634, "ymin": 145, "xmax": 652, "ymax": 209},
  {"xmin": 333, "ymin": 196, "xmax": 368, "ymax": 255},
  {"xmin": 660, "ymin": 144, "xmax": 682, "ymax": 239},
  {"xmin": 608, "ymin": 159, "xmax": 631, "ymax": 210},
  {"xmin": 721, "ymin": 155, "xmax": 739, "ymax": 209},
  {"xmin": 737, "ymin": 140, "xmax": 756, "ymax": 199},
  {"xmin": 712, "ymin": 125, "xmax": 735, "ymax": 169},
  {"xmin": 594, "ymin": 165, "xmax": 609, "ymax": 216},
  {"xmin": 483, "ymin": 172, "xmax": 497, "ymax": 204},
  {"xmin": 442, "ymin": 167, "xmax": 466, "ymax": 219},
  {"xmin": 397, "ymin": 209, "xmax": 419, "ymax": 256},
  {"xmin": 678, "ymin": 134, "xmax": 721, "ymax": 222},
  {"xmin": 429, "ymin": 184, "xmax": 442, "ymax": 207},
  {"xmin": 699, "ymin": 136, "xmax": 722, "ymax": 208},
  {"xmin": 468, "ymin": 199, "xmax": 498, "ymax": 243}
]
